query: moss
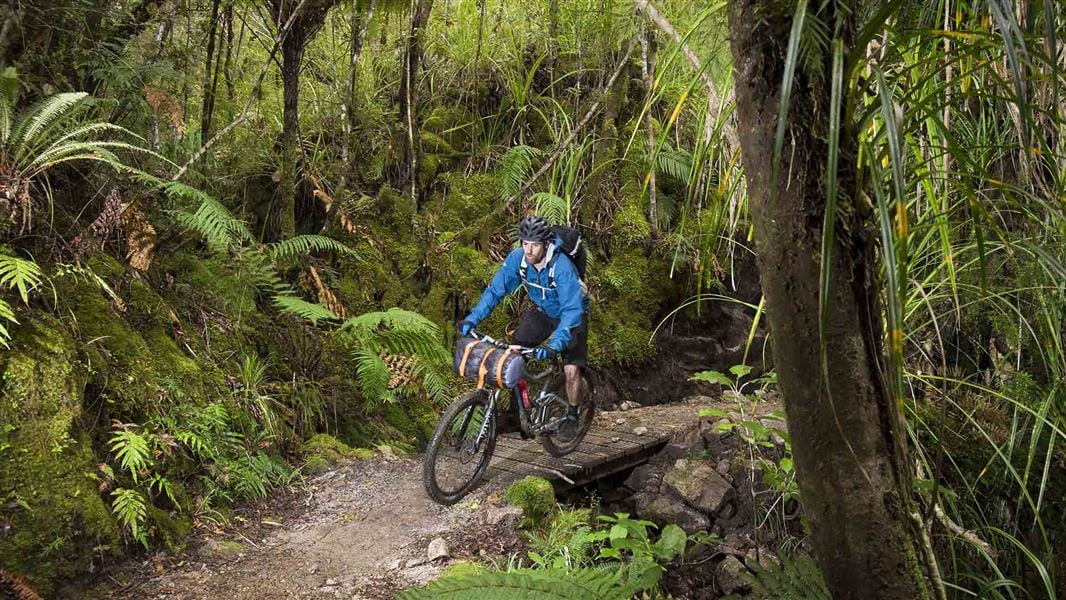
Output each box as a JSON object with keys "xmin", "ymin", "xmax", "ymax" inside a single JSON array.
[
  {"xmin": 382, "ymin": 396, "xmax": 439, "ymax": 447},
  {"xmin": 441, "ymin": 560, "xmax": 486, "ymax": 579},
  {"xmin": 587, "ymin": 249, "xmax": 660, "ymax": 365},
  {"xmin": 299, "ymin": 433, "xmax": 372, "ymax": 474},
  {"xmin": 505, "ymin": 476, "xmax": 556, "ymax": 527},
  {"xmin": 433, "ymin": 172, "xmax": 498, "ymax": 232},
  {"xmin": 0, "ymin": 317, "xmax": 121, "ymax": 595}
]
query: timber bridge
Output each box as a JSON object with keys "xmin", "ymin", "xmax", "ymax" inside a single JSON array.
[{"xmin": 484, "ymin": 425, "xmax": 672, "ymax": 491}]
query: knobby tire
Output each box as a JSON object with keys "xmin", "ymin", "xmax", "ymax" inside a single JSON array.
[{"xmin": 423, "ymin": 389, "xmax": 497, "ymax": 505}]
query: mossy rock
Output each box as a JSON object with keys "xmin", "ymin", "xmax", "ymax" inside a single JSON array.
[
  {"xmin": 433, "ymin": 173, "xmax": 498, "ymax": 232},
  {"xmin": 299, "ymin": 433, "xmax": 373, "ymax": 474},
  {"xmin": 0, "ymin": 317, "xmax": 121, "ymax": 595},
  {"xmin": 382, "ymin": 396, "xmax": 439, "ymax": 448},
  {"xmin": 504, "ymin": 476, "xmax": 556, "ymax": 527}
]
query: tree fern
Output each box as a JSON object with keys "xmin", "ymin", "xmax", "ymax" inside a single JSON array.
[
  {"xmin": 499, "ymin": 144, "xmax": 543, "ymax": 197},
  {"xmin": 273, "ymin": 295, "xmax": 340, "ymax": 324},
  {"xmin": 165, "ymin": 191, "xmax": 253, "ymax": 251},
  {"xmin": 267, "ymin": 235, "xmax": 357, "ymax": 261},
  {"xmin": 723, "ymin": 553, "xmax": 830, "ymax": 600},
  {"xmin": 398, "ymin": 568, "xmax": 629, "ymax": 600},
  {"xmin": 340, "ymin": 307, "xmax": 441, "ymax": 338},
  {"xmin": 353, "ymin": 348, "xmax": 392, "ymax": 405},
  {"xmin": 531, "ymin": 191, "xmax": 570, "ymax": 225}
]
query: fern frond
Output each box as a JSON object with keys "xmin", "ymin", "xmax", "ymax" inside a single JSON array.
[
  {"xmin": 168, "ymin": 191, "xmax": 253, "ymax": 251},
  {"xmin": 0, "ymin": 253, "xmax": 43, "ymax": 304},
  {"xmin": 0, "ymin": 90, "xmax": 11, "ymax": 145},
  {"xmin": 273, "ymin": 295, "xmax": 340, "ymax": 324},
  {"xmin": 234, "ymin": 247, "xmax": 294, "ymax": 296},
  {"xmin": 111, "ymin": 488, "xmax": 149, "ymax": 548},
  {"xmin": 340, "ymin": 307, "xmax": 441, "ymax": 337},
  {"xmin": 655, "ymin": 147, "xmax": 692, "ymax": 184},
  {"xmin": 377, "ymin": 328, "xmax": 450, "ymax": 364},
  {"xmin": 398, "ymin": 567, "xmax": 629, "ymax": 600},
  {"xmin": 109, "ymin": 429, "xmax": 151, "ymax": 484},
  {"xmin": 499, "ymin": 145, "xmax": 543, "ymax": 197},
  {"xmin": 10, "ymin": 91, "xmax": 88, "ymax": 150},
  {"xmin": 24, "ymin": 140, "xmax": 149, "ymax": 176},
  {"xmin": 354, "ymin": 348, "xmax": 391, "ymax": 404},
  {"xmin": 410, "ymin": 358, "xmax": 455, "ymax": 406},
  {"xmin": 531, "ymin": 192, "xmax": 569, "ymax": 225},
  {"xmin": 0, "ymin": 299, "xmax": 16, "ymax": 348},
  {"xmin": 267, "ymin": 235, "xmax": 357, "ymax": 261}
]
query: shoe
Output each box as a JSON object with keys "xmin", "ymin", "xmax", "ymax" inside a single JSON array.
[{"xmin": 558, "ymin": 407, "xmax": 580, "ymax": 440}]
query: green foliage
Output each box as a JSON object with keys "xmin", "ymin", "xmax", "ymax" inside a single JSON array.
[
  {"xmin": 0, "ymin": 249, "xmax": 43, "ymax": 346},
  {"xmin": 110, "ymin": 488, "xmax": 149, "ymax": 548},
  {"xmin": 398, "ymin": 567, "xmax": 628, "ymax": 600},
  {"xmin": 499, "ymin": 145, "xmax": 543, "ymax": 198},
  {"xmin": 108, "ymin": 428, "xmax": 152, "ymax": 484},
  {"xmin": 505, "ymin": 476, "xmax": 556, "ymax": 526},
  {"xmin": 531, "ymin": 191, "xmax": 570, "ymax": 225},
  {"xmin": 273, "ymin": 295, "xmax": 340, "ymax": 324},
  {"xmin": 723, "ymin": 553, "xmax": 830, "ymax": 600},
  {"xmin": 267, "ymin": 235, "xmax": 357, "ymax": 261}
]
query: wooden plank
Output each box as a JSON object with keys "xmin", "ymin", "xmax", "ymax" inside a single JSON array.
[{"xmin": 492, "ymin": 444, "xmax": 587, "ymax": 479}]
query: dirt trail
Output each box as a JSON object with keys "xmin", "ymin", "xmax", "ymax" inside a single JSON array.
[{"xmin": 80, "ymin": 401, "xmax": 718, "ymax": 600}]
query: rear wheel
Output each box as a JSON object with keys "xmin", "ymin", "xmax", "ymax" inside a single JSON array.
[
  {"xmin": 423, "ymin": 390, "xmax": 497, "ymax": 505},
  {"xmin": 539, "ymin": 371, "xmax": 595, "ymax": 457}
]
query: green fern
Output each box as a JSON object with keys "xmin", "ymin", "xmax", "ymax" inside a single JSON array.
[
  {"xmin": 398, "ymin": 568, "xmax": 629, "ymax": 600},
  {"xmin": 267, "ymin": 235, "xmax": 357, "ymax": 261},
  {"xmin": 499, "ymin": 145, "xmax": 543, "ymax": 197},
  {"xmin": 723, "ymin": 553, "xmax": 830, "ymax": 600},
  {"xmin": 655, "ymin": 146, "xmax": 693, "ymax": 185},
  {"xmin": 531, "ymin": 192, "xmax": 570, "ymax": 225},
  {"xmin": 109, "ymin": 428, "xmax": 152, "ymax": 484},
  {"xmin": 111, "ymin": 487, "xmax": 149, "ymax": 548},
  {"xmin": 273, "ymin": 295, "xmax": 340, "ymax": 324},
  {"xmin": 0, "ymin": 252, "xmax": 43, "ymax": 304},
  {"xmin": 0, "ymin": 299, "xmax": 15, "ymax": 348},
  {"xmin": 167, "ymin": 193, "xmax": 253, "ymax": 251},
  {"xmin": 353, "ymin": 348, "xmax": 392, "ymax": 404},
  {"xmin": 0, "ymin": 91, "xmax": 151, "ymax": 182}
]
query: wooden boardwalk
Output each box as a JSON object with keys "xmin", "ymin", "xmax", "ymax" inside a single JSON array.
[{"xmin": 484, "ymin": 426, "xmax": 670, "ymax": 491}]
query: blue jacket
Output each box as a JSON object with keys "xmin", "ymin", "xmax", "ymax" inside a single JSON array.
[{"xmin": 465, "ymin": 242, "xmax": 587, "ymax": 351}]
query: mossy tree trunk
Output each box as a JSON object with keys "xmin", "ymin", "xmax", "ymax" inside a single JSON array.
[
  {"xmin": 271, "ymin": 0, "xmax": 338, "ymax": 239},
  {"xmin": 399, "ymin": 0, "xmax": 434, "ymax": 205},
  {"xmin": 727, "ymin": 1, "xmax": 931, "ymax": 598}
]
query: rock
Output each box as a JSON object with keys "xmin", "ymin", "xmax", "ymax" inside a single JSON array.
[
  {"xmin": 324, "ymin": 578, "xmax": 339, "ymax": 586},
  {"xmin": 633, "ymin": 426, "xmax": 648, "ymax": 436},
  {"xmin": 619, "ymin": 400, "xmax": 641, "ymax": 411},
  {"xmin": 199, "ymin": 539, "xmax": 245, "ymax": 559},
  {"xmin": 614, "ymin": 418, "xmax": 627, "ymax": 425},
  {"xmin": 637, "ymin": 492, "xmax": 711, "ymax": 534},
  {"xmin": 427, "ymin": 537, "xmax": 450, "ymax": 561},
  {"xmin": 611, "ymin": 436, "xmax": 621, "ymax": 443},
  {"xmin": 406, "ymin": 558, "xmax": 427, "ymax": 568},
  {"xmin": 623, "ymin": 463, "xmax": 662, "ymax": 492},
  {"xmin": 716, "ymin": 555, "xmax": 751, "ymax": 595},
  {"xmin": 663, "ymin": 443, "xmax": 688, "ymax": 460},
  {"xmin": 664, "ymin": 459, "xmax": 735, "ymax": 515},
  {"xmin": 389, "ymin": 559, "xmax": 403, "ymax": 570},
  {"xmin": 716, "ymin": 459, "xmax": 731, "ymax": 475},
  {"xmin": 482, "ymin": 505, "xmax": 523, "ymax": 530}
]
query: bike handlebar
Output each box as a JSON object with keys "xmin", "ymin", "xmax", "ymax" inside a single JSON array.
[{"xmin": 466, "ymin": 329, "xmax": 539, "ymax": 358}]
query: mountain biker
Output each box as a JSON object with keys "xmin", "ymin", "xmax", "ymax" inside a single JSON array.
[{"xmin": 457, "ymin": 215, "xmax": 589, "ymax": 435}]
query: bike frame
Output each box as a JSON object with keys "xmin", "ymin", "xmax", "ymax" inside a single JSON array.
[{"xmin": 460, "ymin": 331, "xmax": 572, "ymax": 452}]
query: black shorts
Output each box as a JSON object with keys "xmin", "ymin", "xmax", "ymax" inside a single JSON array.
[{"xmin": 512, "ymin": 309, "xmax": 588, "ymax": 367}]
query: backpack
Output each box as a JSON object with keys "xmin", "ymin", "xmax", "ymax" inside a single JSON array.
[{"xmin": 519, "ymin": 225, "xmax": 588, "ymax": 293}]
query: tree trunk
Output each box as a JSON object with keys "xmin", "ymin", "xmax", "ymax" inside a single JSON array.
[
  {"xmin": 279, "ymin": 19, "xmax": 306, "ymax": 239},
  {"xmin": 201, "ymin": 0, "xmax": 223, "ymax": 143},
  {"xmin": 726, "ymin": 1, "xmax": 931, "ymax": 598},
  {"xmin": 641, "ymin": 22, "xmax": 657, "ymax": 238},
  {"xmin": 398, "ymin": 0, "xmax": 434, "ymax": 204}
]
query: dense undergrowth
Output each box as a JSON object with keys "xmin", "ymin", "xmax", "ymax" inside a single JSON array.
[{"xmin": 0, "ymin": 0, "xmax": 1064, "ymax": 597}]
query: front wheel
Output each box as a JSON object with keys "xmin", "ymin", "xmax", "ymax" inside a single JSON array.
[
  {"xmin": 539, "ymin": 371, "xmax": 596, "ymax": 457},
  {"xmin": 423, "ymin": 390, "xmax": 497, "ymax": 505}
]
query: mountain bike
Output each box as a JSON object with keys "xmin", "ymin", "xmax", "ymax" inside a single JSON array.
[{"xmin": 422, "ymin": 330, "xmax": 596, "ymax": 505}]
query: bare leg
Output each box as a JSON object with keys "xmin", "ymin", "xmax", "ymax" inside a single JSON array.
[{"xmin": 564, "ymin": 364, "xmax": 582, "ymax": 407}]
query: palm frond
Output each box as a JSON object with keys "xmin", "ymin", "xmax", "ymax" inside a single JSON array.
[
  {"xmin": 273, "ymin": 295, "xmax": 340, "ymax": 324},
  {"xmin": 267, "ymin": 235, "xmax": 357, "ymax": 261}
]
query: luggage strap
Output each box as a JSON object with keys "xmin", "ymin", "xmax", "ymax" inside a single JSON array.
[
  {"xmin": 495, "ymin": 348, "xmax": 513, "ymax": 388},
  {"xmin": 477, "ymin": 347, "xmax": 498, "ymax": 389},
  {"xmin": 458, "ymin": 339, "xmax": 479, "ymax": 378}
]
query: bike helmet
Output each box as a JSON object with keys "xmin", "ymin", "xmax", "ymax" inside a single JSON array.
[{"xmin": 518, "ymin": 215, "xmax": 554, "ymax": 243}]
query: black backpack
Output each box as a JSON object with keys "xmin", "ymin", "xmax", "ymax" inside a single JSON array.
[{"xmin": 551, "ymin": 224, "xmax": 587, "ymax": 280}]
